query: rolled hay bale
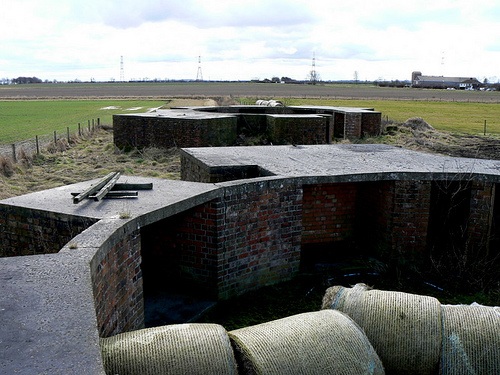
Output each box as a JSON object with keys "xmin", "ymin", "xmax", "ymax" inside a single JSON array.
[
  {"xmin": 440, "ymin": 304, "xmax": 500, "ymax": 375},
  {"xmin": 228, "ymin": 309, "xmax": 384, "ymax": 375},
  {"xmin": 322, "ymin": 283, "xmax": 442, "ymax": 375},
  {"xmin": 100, "ymin": 323, "xmax": 238, "ymax": 375}
]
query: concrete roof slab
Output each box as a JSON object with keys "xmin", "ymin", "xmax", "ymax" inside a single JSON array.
[{"xmin": 181, "ymin": 144, "xmax": 500, "ymax": 182}]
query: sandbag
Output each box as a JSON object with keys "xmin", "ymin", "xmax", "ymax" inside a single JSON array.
[
  {"xmin": 100, "ymin": 323, "xmax": 237, "ymax": 375},
  {"xmin": 228, "ymin": 309, "xmax": 384, "ymax": 375},
  {"xmin": 322, "ymin": 283, "xmax": 442, "ymax": 375},
  {"xmin": 440, "ymin": 304, "xmax": 500, "ymax": 375}
]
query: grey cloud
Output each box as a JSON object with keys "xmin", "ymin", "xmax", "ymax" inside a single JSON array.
[{"xmin": 97, "ymin": 0, "xmax": 315, "ymax": 29}]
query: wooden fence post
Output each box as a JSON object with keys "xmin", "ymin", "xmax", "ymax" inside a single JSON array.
[
  {"xmin": 36, "ymin": 135, "xmax": 40, "ymax": 155},
  {"xmin": 11, "ymin": 144, "xmax": 16, "ymax": 163}
]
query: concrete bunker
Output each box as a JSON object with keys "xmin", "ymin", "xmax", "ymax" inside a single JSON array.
[
  {"xmin": 1, "ymin": 144, "xmax": 499, "ymax": 373},
  {"xmin": 113, "ymin": 105, "xmax": 382, "ymax": 149}
]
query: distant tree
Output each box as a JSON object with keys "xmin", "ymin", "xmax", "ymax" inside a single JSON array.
[
  {"xmin": 12, "ymin": 76, "xmax": 42, "ymax": 84},
  {"xmin": 271, "ymin": 76, "xmax": 281, "ymax": 83}
]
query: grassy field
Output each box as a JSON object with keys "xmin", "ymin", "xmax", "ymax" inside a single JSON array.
[
  {"xmin": 1, "ymin": 97, "xmax": 498, "ymax": 144},
  {"xmin": 280, "ymin": 98, "xmax": 500, "ymax": 134},
  {"xmin": 0, "ymin": 100, "xmax": 166, "ymax": 143}
]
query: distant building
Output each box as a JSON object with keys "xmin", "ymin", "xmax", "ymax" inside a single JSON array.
[{"xmin": 411, "ymin": 71, "xmax": 481, "ymax": 89}]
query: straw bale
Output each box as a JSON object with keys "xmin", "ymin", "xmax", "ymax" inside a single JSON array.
[
  {"xmin": 228, "ymin": 310, "xmax": 384, "ymax": 375},
  {"xmin": 100, "ymin": 323, "xmax": 237, "ymax": 375},
  {"xmin": 322, "ymin": 283, "xmax": 442, "ymax": 375},
  {"xmin": 440, "ymin": 304, "xmax": 500, "ymax": 375}
]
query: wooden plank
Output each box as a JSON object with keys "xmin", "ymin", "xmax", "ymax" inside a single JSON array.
[
  {"xmin": 72, "ymin": 172, "xmax": 118, "ymax": 204},
  {"xmin": 92, "ymin": 172, "xmax": 121, "ymax": 201}
]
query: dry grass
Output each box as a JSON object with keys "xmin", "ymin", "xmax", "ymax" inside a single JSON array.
[{"xmin": 0, "ymin": 128, "xmax": 180, "ymax": 200}]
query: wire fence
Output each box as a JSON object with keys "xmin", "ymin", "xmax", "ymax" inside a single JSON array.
[{"xmin": 0, "ymin": 118, "xmax": 101, "ymax": 162}]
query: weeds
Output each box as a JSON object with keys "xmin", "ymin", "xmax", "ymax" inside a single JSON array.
[{"xmin": 0, "ymin": 155, "xmax": 14, "ymax": 177}]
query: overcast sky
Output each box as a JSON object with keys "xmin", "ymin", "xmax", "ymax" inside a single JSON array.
[{"xmin": 1, "ymin": 0, "xmax": 499, "ymax": 82}]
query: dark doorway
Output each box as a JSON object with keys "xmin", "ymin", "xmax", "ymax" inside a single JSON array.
[{"xmin": 427, "ymin": 180, "xmax": 471, "ymax": 256}]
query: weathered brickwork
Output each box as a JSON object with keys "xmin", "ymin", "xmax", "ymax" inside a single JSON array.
[
  {"xmin": 0, "ymin": 205, "xmax": 97, "ymax": 257},
  {"xmin": 113, "ymin": 106, "xmax": 382, "ymax": 150},
  {"xmin": 140, "ymin": 203, "xmax": 220, "ymax": 297},
  {"xmin": 140, "ymin": 181, "xmax": 302, "ymax": 300},
  {"xmin": 467, "ymin": 181, "xmax": 495, "ymax": 252},
  {"xmin": 267, "ymin": 115, "xmax": 328, "ymax": 145},
  {"xmin": 91, "ymin": 229, "xmax": 144, "ymax": 338},
  {"xmin": 113, "ymin": 114, "xmax": 238, "ymax": 149},
  {"xmin": 302, "ymin": 183, "xmax": 358, "ymax": 245},
  {"xmin": 390, "ymin": 180, "xmax": 431, "ymax": 256},
  {"xmin": 344, "ymin": 112, "xmax": 363, "ymax": 139},
  {"xmin": 361, "ymin": 112, "xmax": 383, "ymax": 137},
  {"xmin": 216, "ymin": 182, "xmax": 303, "ymax": 299}
]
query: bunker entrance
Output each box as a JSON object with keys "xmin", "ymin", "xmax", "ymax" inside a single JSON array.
[
  {"xmin": 140, "ymin": 206, "xmax": 218, "ymax": 328},
  {"xmin": 427, "ymin": 180, "xmax": 472, "ymax": 258}
]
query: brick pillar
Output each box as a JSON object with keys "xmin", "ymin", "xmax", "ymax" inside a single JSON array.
[
  {"xmin": 391, "ymin": 180, "xmax": 432, "ymax": 257},
  {"xmin": 468, "ymin": 181, "xmax": 495, "ymax": 253}
]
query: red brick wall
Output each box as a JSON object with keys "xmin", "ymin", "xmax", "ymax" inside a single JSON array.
[
  {"xmin": 140, "ymin": 203, "xmax": 220, "ymax": 297},
  {"xmin": 91, "ymin": 229, "xmax": 144, "ymax": 338},
  {"xmin": 140, "ymin": 182, "xmax": 302, "ymax": 300},
  {"xmin": 302, "ymin": 183, "xmax": 358, "ymax": 245},
  {"xmin": 390, "ymin": 180, "xmax": 431, "ymax": 256},
  {"xmin": 217, "ymin": 182, "xmax": 302, "ymax": 299},
  {"xmin": 0, "ymin": 205, "xmax": 97, "ymax": 257}
]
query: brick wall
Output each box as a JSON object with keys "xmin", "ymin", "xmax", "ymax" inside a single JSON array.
[
  {"xmin": 361, "ymin": 112, "xmax": 382, "ymax": 137},
  {"xmin": 390, "ymin": 180, "xmax": 431, "ymax": 257},
  {"xmin": 301, "ymin": 180, "xmax": 432, "ymax": 262},
  {"xmin": 344, "ymin": 112, "xmax": 362, "ymax": 138},
  {"xmin": 0, "ymin": 205, "xmax": 97, "ymax": 257},
  {"xmin": 139, "ymin": 181, "xmax": 302, "ymax": 300},
  {"xmin": 113, "ymin": 114, "xmax": 238, "ymax": 149},
  {"xmin": 267, "ymin": 115, "xmax": 328, "ymax": 145},
  {"xmin": 140, "ymin": 203, "xmax": 220, "ymax": 298},
  {"xmin": 302, "ymin": 183, "xmax": 358, "ymax": 246},
  {"xmin": 467, "ymin": 181, "xmax": 495, "ymax": 253},
  {"xmin": 217, "ymin": 181, "xmax": 302, "ymax": 299},
  {"xmin": 91, "ymin": 228, "xmax": 144, "ymax": 338}
]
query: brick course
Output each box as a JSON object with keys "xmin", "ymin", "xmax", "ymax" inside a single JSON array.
[
  {"xmin": 0, "ymin": 205, "xmax": 97, "ymax": 257},
  {"xmin": 91, "ymin": 228, "xmax": 144, "ymax": 338}
]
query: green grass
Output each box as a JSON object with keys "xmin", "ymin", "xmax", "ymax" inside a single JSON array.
[
  {"xmin": 282, "ymin": 98, "xmax": 500, "ymax": 135},
  {"xmin": 0, "ymin": 100, "xmax": 166, "ymax": 143},
  {"xmin": 1, "ymin": 98, "xmax": 499, "ymax": 144}
]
